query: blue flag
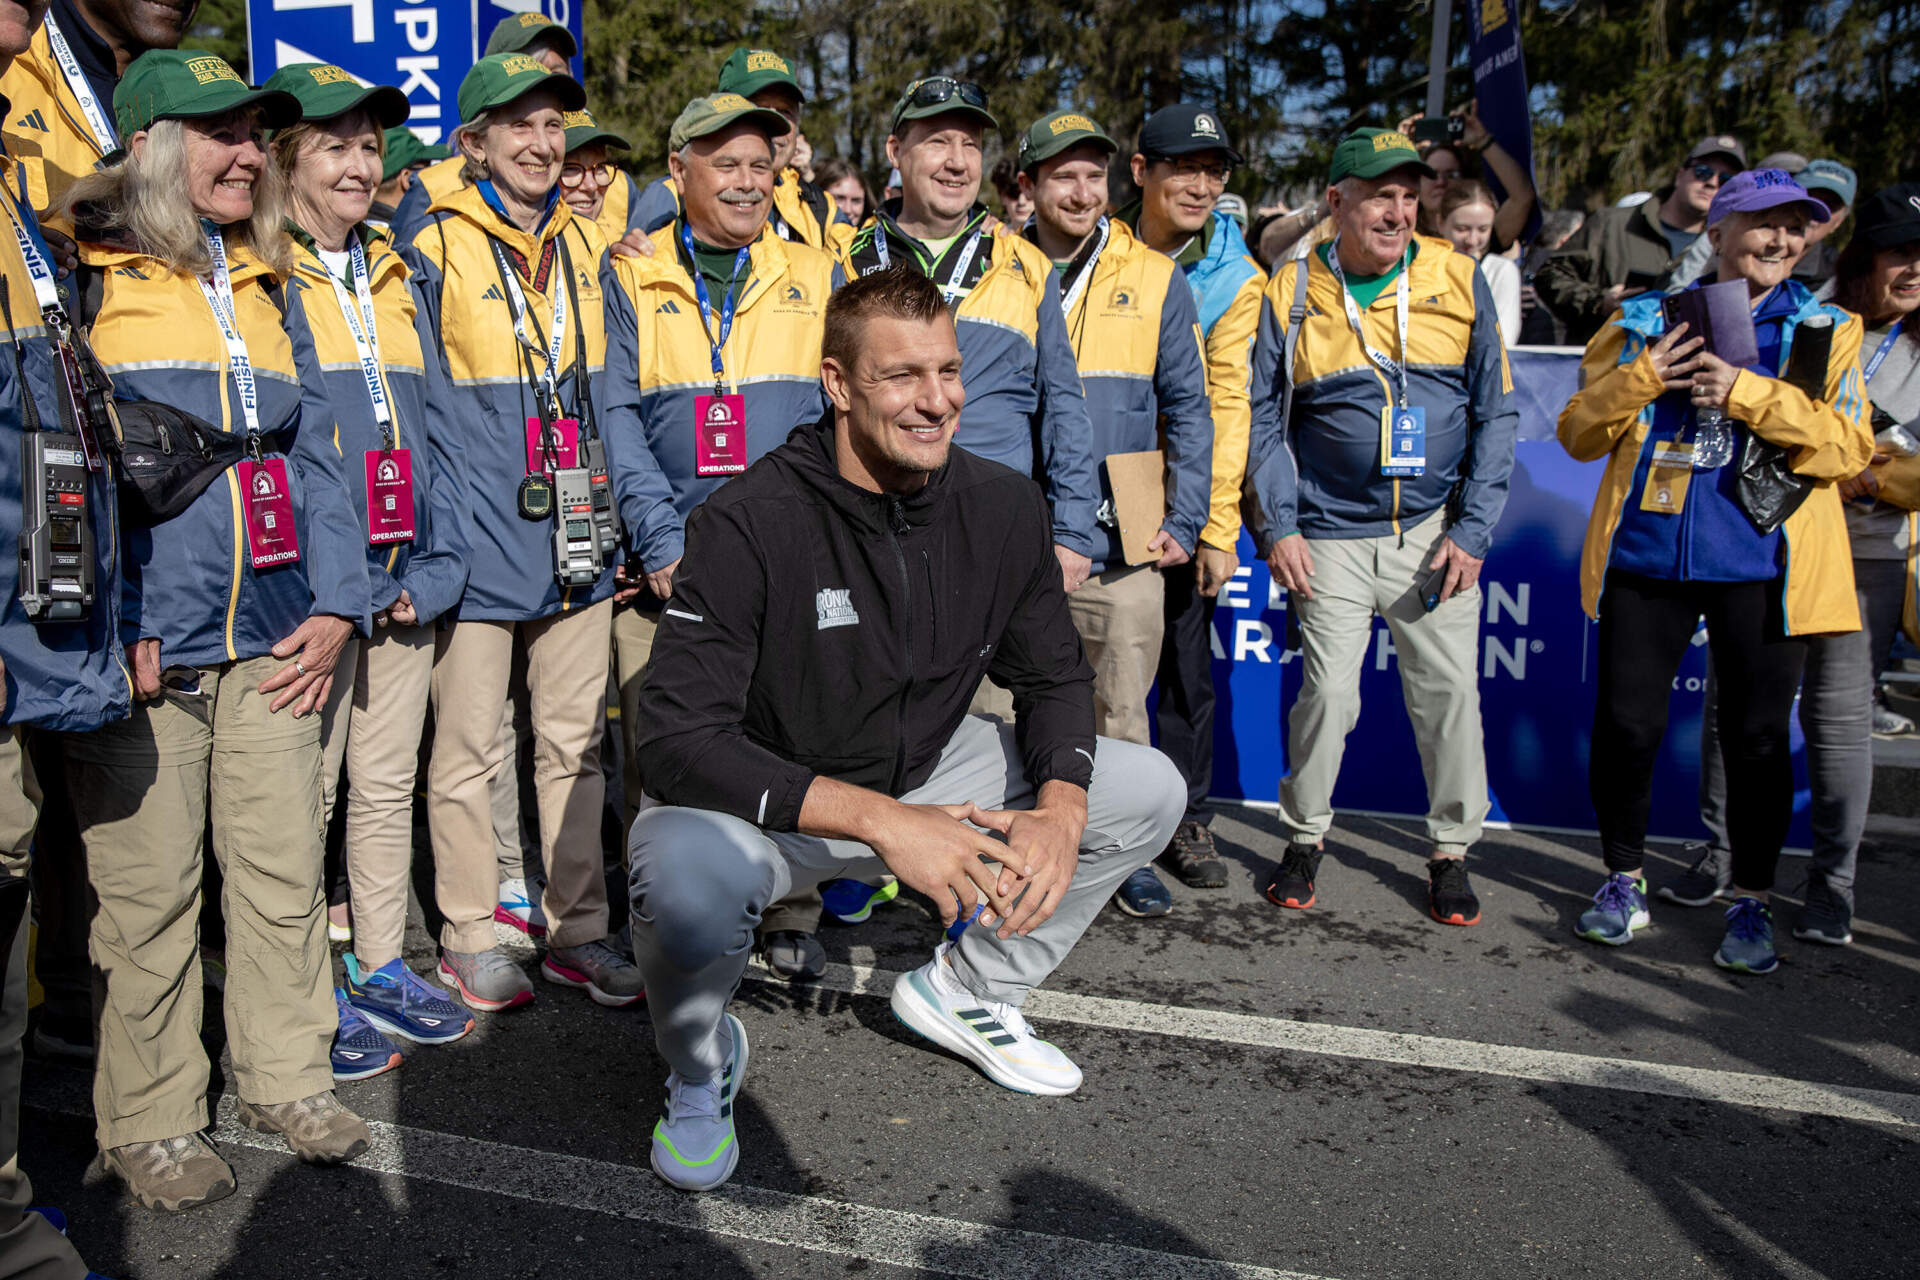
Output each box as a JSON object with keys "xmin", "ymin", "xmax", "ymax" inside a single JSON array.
[{"xmin": 1467, "ymin": 0, "xmax": 1540, "ymax": 241}]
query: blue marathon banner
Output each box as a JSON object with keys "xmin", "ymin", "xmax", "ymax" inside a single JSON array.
[
  {"xmin": 245, "ymin": 0, "xmax": 585, "ymax": 144},
  {"xmin": 1201, "ymin": 348, "xmax": 1813, "ymax": 845},
  {"xmin": 1466, "ymin": 0, "xmax": 1540, "ymax": 242}
]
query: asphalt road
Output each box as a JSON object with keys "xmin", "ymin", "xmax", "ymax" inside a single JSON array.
[{"xmin": 21, "ymin": 805, "xmax": 1920, "ymax": 1279}]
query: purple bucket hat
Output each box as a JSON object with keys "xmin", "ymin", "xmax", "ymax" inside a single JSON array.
[{"xmin": 1707, "ymin": 168, "xmax": 1831, "ymax": 229}]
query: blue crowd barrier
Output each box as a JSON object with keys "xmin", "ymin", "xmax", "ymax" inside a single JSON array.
[{"xmin": 1200, "ymin": 346, "xmax": 1813, "ymax": 845}]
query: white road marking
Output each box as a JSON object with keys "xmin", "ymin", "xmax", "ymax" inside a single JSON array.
[{"xmin": 744, "ymin": 959, "xmax": 1920, "ymax": 1129}]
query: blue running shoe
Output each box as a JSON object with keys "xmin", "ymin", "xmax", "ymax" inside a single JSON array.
[
  {"xmin": 345, "ymin": 954, "xmax": 477, "ymax": 1045},
  {"xmin": 820, "ymin": 876, "xmax": 899, "ymax": 924},
  {"xmin": 1714, "ymin": 896, "xmax": 1779, "ymax": 974},
  {"xmin": 1577, "ymin": 873, "xmax": 1649, "ymax": 945},
  {"xmin": 1113, "ymin": 866, "xmax": 1173, "ymax": 917},
  {"xmin": 331, "ymin": 988, "xmax": 402, "ymax": 1082}
]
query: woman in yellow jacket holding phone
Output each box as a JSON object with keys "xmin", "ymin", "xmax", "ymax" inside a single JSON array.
[{"xmin": 1556, "ymin": 168, "xmax": 1871, "ymax": 976}]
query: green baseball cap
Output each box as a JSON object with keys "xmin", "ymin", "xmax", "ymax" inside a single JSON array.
[
  {"xmin": 562, "ymin": 107, "xmax": 630, "ymax": 154},
  {"xmin": 889, "ymin": 76, "xmax": 996, "ymax": 136},
  {"xmin": 1017, "ymin": 110, "xmax": 1116, "ymax": 173},
  {"xmin": 109, "ymin": 50, "xmax": 300, "ymax": 161},
  {"xmin": 381, "ymin": 126, "xmax": 449, "ymax": 182},
  {"xmin": 456, "ymin": 53, "xmax": 585, "ymax": 126},
  {"xmin": 716, "ymin": 47, "xmax": 805, "ymax": 104},
  {"xmin": 264, "ymin": 63, "xmax": 410, "ymax": 131},
  {"xmin": 667, "ymin": 92, "xmax": 791, "ymax": 151},
  {"xmin": 1328, "ymin": 127, "xmax": 1435, "ymax": 185},
  {"xmin": 484, "ymin": 12, "xmax": 577, "ymax": 60}
]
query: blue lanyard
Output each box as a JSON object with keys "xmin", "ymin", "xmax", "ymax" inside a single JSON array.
[
  {"xmin": 679, "ymin": 220, "xmax": 749, "ymax": 394},
  {"xmin": 1865, "ymin": 320, "xmax": 1904, "ymax": 384}
]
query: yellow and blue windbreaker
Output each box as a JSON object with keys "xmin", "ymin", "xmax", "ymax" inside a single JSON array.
[
  {"xmin": 0, "ymin": 146, "xmax": 128, "ymax": 730},
  {"xmin": 400, "ymin": 181, "xmax": 613, "ymax": 620},
  {"xmin": 843, "ymin": 202, "xmax": 1099, "ymax": 556},
  {"xmin": 387, "ymin": 155, "xmax": 464, "ymax": 248},
  {"xmin": 601, "ymin": 220, "xmax": 842, "ymax": 573},
  {"xmin": 282, "ymin": 228, "xmax": 470, "ymax": 623},
  {"xmin": 0, "ymin": 22, "xmax": 109, "ymax": 216},
  {"xmin": 1245, "ymin": 234, "xmax": 1517, "ymax": 558},
  {"xmin": 1557, "ymin": 283, "xmax": 1871, "ymax": 634},
  {"xmin": 76, "ymin": 238, "xmax": 371, "ymax": 666},
  {"xmin": 1051, "ymin": 216, "xmax": 1213, "ymax": 575},
  {"xmin": 631, "ymin": 168, "xmax": 854, "ymax": 255}
]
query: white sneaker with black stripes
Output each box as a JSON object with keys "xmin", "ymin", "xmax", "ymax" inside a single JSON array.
[{"xmin": 889, "ymin": 942, "xmax": 1082, "ymax": 1095}]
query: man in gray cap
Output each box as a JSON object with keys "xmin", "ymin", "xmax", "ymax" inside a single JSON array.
[{"xmin": 1794, "ymin": 158, "xmax": 1857, "ymax": 288}]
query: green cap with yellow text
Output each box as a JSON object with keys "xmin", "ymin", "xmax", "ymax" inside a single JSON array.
[
  {"xmin": 264, "ymin": 63, "xmax": 410, "ymax": 131},
  {"xmin": 562, "ymin": 108, "xmax": 631, "ymax": 154},
  {"xmin": 667, "ymin": 92, "xmax": 791, "ymax": 151},
  {"xmin": 1017, "ymin": 110, "xmax": 1116, "ymax": 173},
  {"xmin": 716, "ymin": 48, "xmax": 805, "ymax": 104},
  {"xmin": 1328, "ymin": 127, "xmax": 1436, "ymax": 185},
  {"xmin": 381, "ymin": 126, "xmax": 449, "ymax": 182},
  {"xmin": 456, "ymin": 52, "xmax": 585, "ymax": 126},
  {"xmin": 484, "ymin": 11, "xmax": 577, "ymax": 60},
  {"xmin": 109, "ymin": 50, "xmax": 300, "ymax": 161}
]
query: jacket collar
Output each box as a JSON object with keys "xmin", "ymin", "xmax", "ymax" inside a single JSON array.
[
  {"xmin": 287, "ymin": 223, "xmax": 410, "ymax": 287},
  {"xmin": 871, "ymin": 199, "xmax": 992, "ymax": 268},
  {"xmin": 633, "ymin": 219, "xmax": 791, "ymax": 312},
  {"xmin": 433, "ymin": 178, "xmax": 575, "ymax": 256},
  {"xmin": 788, "ymin": 411, "xmax": 950, "ymax": 537}
]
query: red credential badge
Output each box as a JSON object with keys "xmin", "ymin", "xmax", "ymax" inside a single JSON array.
[
  {"xmin": 694, "ymin": 393, "xmax": 748, "ymax": 477},
  {"xmin": 365, "ymin": 449, "xmax": 415, "ymax": 544},
  {"xmin": 525, "ymin": 416, "xmax": 580, "ymax": 473},
  {"xmin": 236, "ymin": 456, "xmax": 300, "ymax": 569}
]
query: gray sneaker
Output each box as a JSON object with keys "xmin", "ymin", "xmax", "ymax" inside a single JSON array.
[
  {"xmin": 1656, "ymin": 842, "xmax": 1732, "ymax": 907},
  {"xmin": 1872, "ymin": 700, "xmax": 1915, "ymax": 739},
  {"xmin": 1792, "ymin": 878, "xmax": 1854, "ymax": 946},
  {"xmin": 98, "ymin": 1132, "xmax": 236, "ymax": 1212},
  {"xmin": 437, "ymin": 946, "xmax": 536, "ymax": 1012},
  {"xmin": 237, "ymin": 1091, "xmax": 370, "ymax": 1165},
  {"xmin": 542, "ymin": 939, "xmax": 645, "ymax": 1007}
]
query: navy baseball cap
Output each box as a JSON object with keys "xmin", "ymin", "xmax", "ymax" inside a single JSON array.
[{"xmin": 1137, "ymin": 103, "xmax": 1242, "ymax": 164}]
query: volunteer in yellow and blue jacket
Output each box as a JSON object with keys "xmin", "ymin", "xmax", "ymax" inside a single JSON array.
[
  {"xmin": 0, "ymin": 0, "xmax": 198, "ymax": 214},
  {"xmin": 1015, "ymin": 110, "xmax": 1212, "ymax": 920},
  {"xmin": 54, "ymin": 50, "xmax": 375, "ymax": 1210},
  {"xmin": 559, "ymin": 106, "xmax": 645, "ymax": 247},
  {"xmin": 1557, "ymin": 169, "xmax": 1872, "ymax": 975},
  {"xmin": 630, "ymin": 47, "xmax": 853, "ymax": 255},
  {"xmin": 402, "ymin": 52, "xmax": 644, "ymax": 1014},
  {"xmin": 1114, "ymin": 103, "xmax": 1266, "ymax": 895},
  {"xmin": 602, "ymin": 92, "xmax": 844, "ymax": 980},
  {"xmin": 264, "ymin": 62, "xmax": 477, "ymax": 1070},
  {"xmin": 1244, "ymin": 127, "xmax": 1517, "ymax": 930},
  {"xmin": 843, "ymin": 78, "xmax": 1099, "ymax": 602},
  {"xmin": 0, "ymin": 4, "xmax": 127, "ymax": 1263}
]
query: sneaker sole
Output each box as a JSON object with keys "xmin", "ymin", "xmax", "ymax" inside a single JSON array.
[
  {"xmin": 332, "ymin": 1050, "xmax": 403, "ymax": 1083},
  {"xmin": 1576, "ymin": 922, "xmax": 1645, "ymax": 946},
  {"xmin": 1655, "ymin": 887, "xmax": 1731, "ymax": 907},
  {"xmin": 1111, "ymin": 895, "xmax": 1171, "ymax": 918},
  {"xmin": 1429, "ymin": 902, "xmax": 1481, "ymax": 926},
  {"xmin": 1791, "ymin": 927, "xmax": 1853, "ymax": 946},
  {"xmin": 888, "ymin": 971, "xmax": 1079, "ymax": 1097},
  {"xmin": 1264, "ymin": 886, "xmax": 1315, "ymax": 910},
  {"xmin": 540, "ymin": 959, "xmax": 644, "ymax": 1008},
  {"xmin": 651, "ymin": 1014, "xmax": 751, "ymax": 1192},
  {"xmin": 1713, "ymin": 952, "xmax": 1780, "ymax": 975},
  {"xmin": 236, "ymin": 1106, "xmax": 370, "ymax": 1165},
  {"xmin": 351, "ymin": 999, "xmax": 476, "ymax": 1046},
  {"xmin": 436, "ymin": 961, "xmax": 536, "ymax": 1013},
  {"xmin": 493, "ymin": 905, "xmax": 549, "ymax": 938},
  {"xmin": 327, "ymin": 924, "xmax": 352, "ymax": 944},
  {"xmin": 97, "ymin": 1154, "xmax": 236, "ymax": 1213},
  {"xmin": 1163, "ymin": 862, "xmax": 1228, "ymax": 889}
]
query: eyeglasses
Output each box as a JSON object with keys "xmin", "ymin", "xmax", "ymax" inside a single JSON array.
[
  {"xmin": 560, "ymin": 162, "xmax": 615, "ymax": 189},
  {"xmin": 1152, "ymin": 156, "xmax": 1233, "ymax": 185},
  {"xmin": 1688, "ymin": 164, "xmax": 1730, "ymax": 184},
  {"xmin": 903, "ymin": 77, "xmax": 988, "ymax": 112}
]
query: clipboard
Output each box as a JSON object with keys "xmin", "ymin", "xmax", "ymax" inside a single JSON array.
[{"xmin": 1105, "ymin": 449, "xmax": 1168, "ymax": 566}]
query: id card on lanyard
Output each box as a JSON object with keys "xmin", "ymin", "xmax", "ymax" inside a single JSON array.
[
  {"xmin": 873, "ymin": 221, "xmax": 985, "ymax": 308},
  {"xmin": 488, "ymin": 237, "xmax": 577, "ymax": 473},
  {"xmin": 201, "ymin": 224, "xmax": 299, "ymax": 569},
  {"xmin": 680, "ymin": 221, "xmax": 751, "ymax": 476},
  {"xmin": 326, "ymin": 239, "xmax": 415, "ymax": 544},
  {"xmin": 1327, "ymin": 237, "xmax": 1424, "ymax": 478}
]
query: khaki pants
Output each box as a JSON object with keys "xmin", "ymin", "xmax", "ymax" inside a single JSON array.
[
  {"xmin": 316, "ymin": 637, "xmax": 362, "ymax": 833},
  {"xmin": 1278, "ymin": 509, "xmax": 1489, "ymax": 854},
  {"xmin": 1066, "ymin": 564, "xmax": 1165, "ymax": 746},
  {"xmin": 67, "ymin": 656, "xmax": 334, "ymax": 1149},
  {"xmin": 490, "ymin": 648, "xmax": 539, "ymax": 885},
  {"xmin": 0, "ymin": 732, "xmax": 84, "ymax": 1280},
  {"xmin": 429, "ymin": 601, "xmax": 612, "ymax": 951},
  {"xmin": 342, "ymin": 622, "xmax": 436, "ymax": 968}
]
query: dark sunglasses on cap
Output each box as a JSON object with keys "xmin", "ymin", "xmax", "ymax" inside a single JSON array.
[
  {"xmin": 1689, "ymin": 163, "xmax": 1731, "ymax": 184},
  {"xmin": 904, "ymin": 76, "xmax": 988, "ymax": 111}
]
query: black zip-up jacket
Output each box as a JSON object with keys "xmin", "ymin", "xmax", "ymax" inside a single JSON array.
[{"xmin": 633, "ymin": 416, "xmax": 1096, "ymax": 832}]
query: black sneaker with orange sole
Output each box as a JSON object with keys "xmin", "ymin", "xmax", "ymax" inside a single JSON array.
[
  {"xmin": 1264, "ymin": 843, "xmax": 1322, "ymax": 909},
  {"xmin": 1427, "ymin": 858, "xmax": 1481, "ymax": 926}
]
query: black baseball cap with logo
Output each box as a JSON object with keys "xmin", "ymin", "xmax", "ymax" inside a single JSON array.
[
  {"xmin": 1854, "ymin": 183, "xmax": 1920, "ymax": 251},
  {"xmin": 1137, "ymin": 103, "xmax": 1243, "ymax": 165}
]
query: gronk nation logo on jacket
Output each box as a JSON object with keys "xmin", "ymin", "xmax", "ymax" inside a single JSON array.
[{"xmin": 815, "ymin": 588, "xmax": 858, "ymax": 630}]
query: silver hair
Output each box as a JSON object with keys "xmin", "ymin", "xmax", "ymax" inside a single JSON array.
[{"xmin": 59, "ymin": 115, "xmax": 292, "ymax": 277}]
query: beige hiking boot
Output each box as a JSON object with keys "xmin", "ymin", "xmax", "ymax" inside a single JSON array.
[
  {"xmin": 236, "ymin": 1091, "xmax": 371, "ymax": 1164},
  {"xmin": 98, "ymin": 1132, "xmax": 236, "ymax": 1212}
]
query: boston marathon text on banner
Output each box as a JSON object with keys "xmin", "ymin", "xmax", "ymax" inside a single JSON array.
[{"xmin": 244, "ymin": 0, "xmax": 585, "ymax": 144}]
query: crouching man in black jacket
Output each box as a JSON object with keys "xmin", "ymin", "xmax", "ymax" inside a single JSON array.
[{"xmin": 629, "ymin": 267, "xmax": 1185, "ymax": 1192}]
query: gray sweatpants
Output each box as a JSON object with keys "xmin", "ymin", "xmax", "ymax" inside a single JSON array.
[{"xmin": 628, "ymin": 715, "xmax": 1184, "ymax": 1080}]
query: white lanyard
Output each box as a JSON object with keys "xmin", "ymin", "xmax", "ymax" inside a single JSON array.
[
  {"xmin": 1057, "ymin": 218, "xmax": 1111, "ymax": 320},
  {"xmin": 875, "ymin": 222, "xmax": 985, "ymax": 307},
  {"xmin": 198, "ymin": 224, "xmax": 262, "ymax": 442},
  {"xmin": 43, "ymin": 15, "xmax": 117, "ymax": 157},
  {"xmin": 320, "ymin": 238, "xmax": 396, "ymax": 445},
  {"xmin": 1326, "ymin": 236, "xmax": 1410, "ymax": 409},
  {"xmin": 0, "ymin": 189, "xmax": 61, "ymax": 317},
  {"xmin": 489, "ymin": 238, "xmax": 567, "ymax": 415}
]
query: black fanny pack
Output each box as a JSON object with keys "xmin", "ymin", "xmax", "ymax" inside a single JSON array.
[{"xmin": 103, "ymin": 399, "xmax": 282, "ymax": 525}]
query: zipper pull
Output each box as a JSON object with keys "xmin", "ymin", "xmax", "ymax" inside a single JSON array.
[{"xmin": 886, "ymin": 496, "xmax": 909, "ymax": 536}]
